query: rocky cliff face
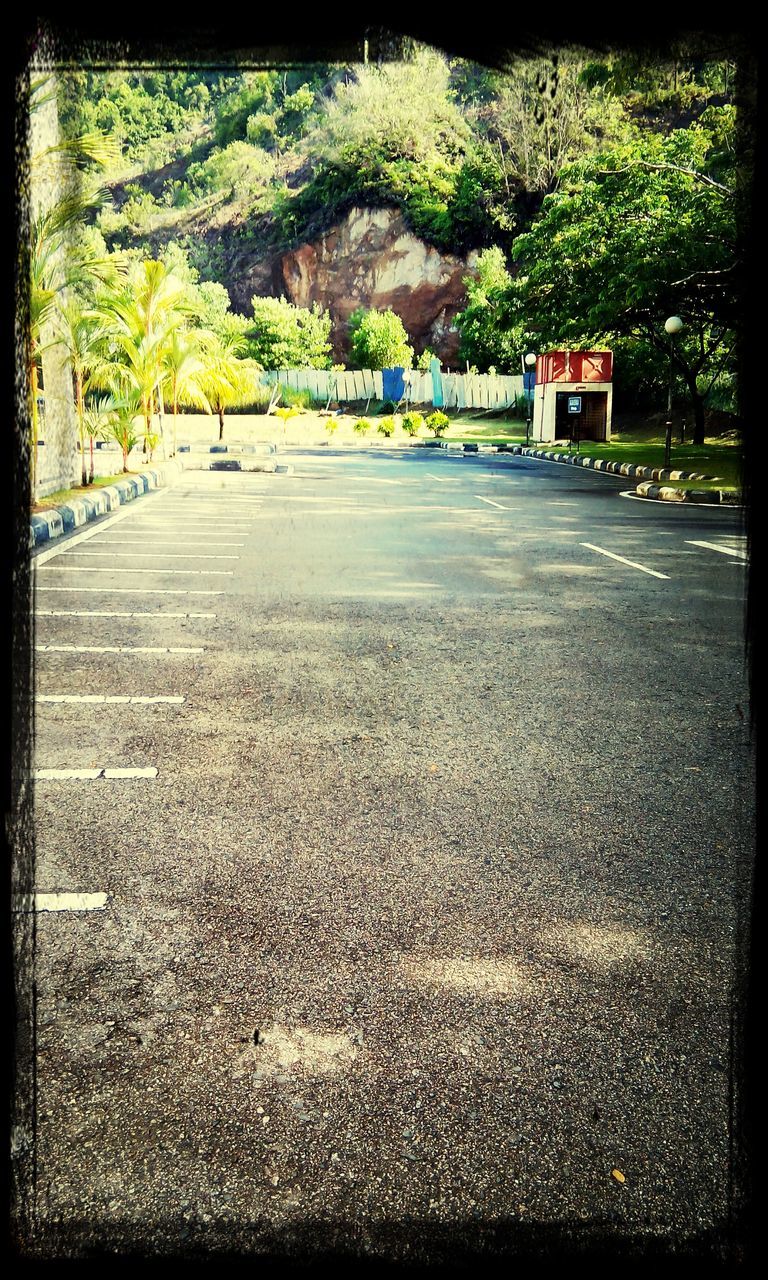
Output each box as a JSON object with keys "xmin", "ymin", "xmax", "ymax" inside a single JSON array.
[{"xmin": 231, "ymin": 206, "xmax": 478, "ymax": 366}]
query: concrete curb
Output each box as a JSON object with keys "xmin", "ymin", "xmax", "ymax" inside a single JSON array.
[
  {"xmin": 511, "ymin": 446, "xmax": 739, "ymax": 505},
  {"xmin": 30, "ymin": 462, "xmax": 184, "ymax": 549}
]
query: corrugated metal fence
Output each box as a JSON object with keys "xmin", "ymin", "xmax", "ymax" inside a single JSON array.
[{"xmin": 262, "ymin": 369, "xmax": 523, "ymax": 410}]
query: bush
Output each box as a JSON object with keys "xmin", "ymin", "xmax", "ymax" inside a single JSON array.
[
  {"xmin": 278, "ymin": 384, "xmax": 317, "ymax": 410},
  {"xmin": 324, "ymin": 417, "xmax": 339, "ymax": 433},
  {"xmin": 353, "ymin": 418, "xmax": 372, "ymax": 435},
  {"xmin": 377, "ymin": 415, "xmax": 397, "ymax": 437},
  {"xmin": 426, "ymin": 410, "xmax": 450, "ymax": 437},
  {"xmin": 401, "ymin": 411, "xmax": 425, "ymax": 436}
]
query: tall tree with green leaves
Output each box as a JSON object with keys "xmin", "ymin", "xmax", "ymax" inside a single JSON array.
[
  {"xmin": 196, "ymin": 330, "xmax": 261, "ymax": 439},
  {"xmin": 489, "ymin": 109, "xmax": 738, "ymax": 441}
]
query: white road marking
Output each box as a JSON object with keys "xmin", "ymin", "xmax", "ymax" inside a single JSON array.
[
  {"xmin": 474, "ymin": 496, "xmax": 512, "ymax": 510},
  {"xmin": 90, "ymin": 539, "xmax": 244, "ymax": 547},
  {"xmin": 37, "ymin": 694, "xmax": 185, "ymax": 704},
  {"xmin": 581, "ymin": 543, "xmax": 670, "ymax": 579},
  {"xmin": 36, "ymin": 587, "xmax": 222, "ymax": 595},
  {"xmin": 39, "ymin": 567, "xmax": 234, "ymax": 576},
  {"xmin": 686, "ymin": 540, "xmax": 748, "ymax": 561},
  {"xmin": 34, "ymin": 893, "xmax": 108, "ymax": 913},
  {"xmin": 35, "ymin": 767, "xmax": 158, "ymax": 779},
  {"xmin": 60, "ymin": 551, "xmax": 240, "ymax": 560},
  {"xmin": 425, "ymin": 473, "xmax": 452, "ymax": 482},
  {"xmin": 35, "ymin": 610, "xmax": 216, "ymax": 618},
  {"xmin": 546, "ymin": 501, "xmax": 580, "ymax": 507},
  {"xmin": 36, "ymin": 645, "xmax": 204, "ymax": 654}
]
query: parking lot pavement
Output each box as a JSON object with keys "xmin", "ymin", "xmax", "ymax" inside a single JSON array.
[{"xmin": 21, "ymin": 451, "xmax": 754, "ymax": 1263}]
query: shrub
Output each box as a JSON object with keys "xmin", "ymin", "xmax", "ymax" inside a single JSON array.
[
  {"xmin": 324, "ymin": 417, "xmax": 339, "ymax": 433},
  {"xmin": 401, "ymin": 411, "xmax": 425, "ymax": 436},
  {"xmin": 426, "ymin": 410, "xmax": 450, "ymax": 437},
  {"xmin": 377, "ymin": 416, "xmax": 397, "ymax": 437},
  {"xmin": 278, "ymin": 385, "xmax": 317, "ymax": 410},
  {"xmin": 353, "ymin": 418, "xmax": 372, "ymax": 435}
]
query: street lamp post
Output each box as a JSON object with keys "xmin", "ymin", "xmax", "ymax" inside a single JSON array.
[
  {"xmin": 664, "ymin": 316, "xmax": 684, "ymax": 470},
  {"xmin": 523, "ymin": 352, "xmax": 536, "ymax": 446}
]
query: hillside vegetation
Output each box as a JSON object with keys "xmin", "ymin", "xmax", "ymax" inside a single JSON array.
[{"xmin": 39, "ymin": 45, "xmax": 744, "ymax": 441}]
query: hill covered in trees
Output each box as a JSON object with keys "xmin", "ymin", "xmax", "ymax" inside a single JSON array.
[{"xmin": 52, "ymin": 42, "xmax": 743, "ymax": 424}]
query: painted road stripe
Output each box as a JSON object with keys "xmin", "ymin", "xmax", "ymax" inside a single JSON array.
[
  {"xmin": 35, "ymin": 768, "xmax": 158, "ymax": 779},
  {"xmin": 36, "ymin": 588, "xmax": 223, "ymax": 595},
  {"xmin": 686, "ymin": 540, "xmax": 748, "ymax": 560},
  {"xmin": 40, "ymin": 567, "xmax": 234, "ymax": 576},
  {"xmin": 37, "ymin": 696, "xmax": 184, "ymax": 706},
  {"xmin": 36, "ymin": 645, "xmax": 204, "ymax": 653},
  {"xmin": 581, "ymin": 543, "xmax": 670, "ymax": 579},
  {"xmin": 60, "ymin": 551, "xmax": 240, "ymax": 560},
  {"xmin": 474, "ymin": 496, "xmax": 512, "ymax": 510},
  {"xmin": 425, "ymin": 473, "xmax": 452, "ymax": 482},
  {"xmin": 35, "ymin": 610, "xmax": 216, "ymax": 618},
  {"xmin": 34, "ymin": 893, "xmax": 108, "ymax": 913},
  {"xmin": 90, "ymin": 539, "xmax": 245, "ymax": 547}
]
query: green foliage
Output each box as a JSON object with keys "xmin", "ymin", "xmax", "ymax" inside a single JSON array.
[
  {"xmin": 401, "ymin": 411, "xmax": 425, "ymax": 436},
  {"xmin": 455, "ymin": 246, "xmax": 518, "ymax": 372},
  {"xmin": 187, "ymin": 140, "xmax": 274, "ymax": 200},
  {"xmin": 416, "ymin": 349, "xmax": 436, "ymax": 372},
  {"xmin": 348, "ymin": 308, "xmax": 413, "ymax": 370},
  {"xmin": 353, "ymin": 417, "xmax": 372, "ymax": 435},
  {"xmin": 247, "ymin": 296, "xmax": 332, "ymax": 369},
  {"xmin": 426, "ymin": 410, "xmax": 450, "ymax": 436},
  {"xmin": 277, "ymin": 385, "xmax": 318, "ymax": 409},
  {"xmin": 377, "ymin": 415, "xmax": 397, "ymax": 437}
]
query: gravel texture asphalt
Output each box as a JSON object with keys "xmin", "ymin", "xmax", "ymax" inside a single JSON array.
[{"xmin": 21, "ymin": 447, "xmax": 754, "ymax": 1265}]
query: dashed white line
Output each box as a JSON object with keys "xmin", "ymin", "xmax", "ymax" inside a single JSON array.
[
  {"xmin": 37, "ymin": 694, "xmax": 185, "ymax": 704},
  {"xmin": 474, "ymin": 496, "xmax": 513, "ymax": 510},
  {"xmin": 35, "ymin": 610, "xmax": 216, "ymax": 618},
  {"xmin": 34, "ymin": 893, "xmax": 108, "ymax": 913},
  {"xmin": 40, "ymin": 567, "xmax": 234, "ymax": 576},
  {"xmin": 59, "ymin": 551, "xmax": 240, "ymax": 560},
  {"xmin": 36, "ymin": 645, "xmax": 204, "ymax": 654},
  {"xmin": 581, "ymin": 543, "xmax": 670, "ymax": 580},
  {"xmin": 686, "ymin": 540, "xmax": 748, "ymax": 560},
  {"xmin": 35, "ymin": 767, "xmax": 158, "ymax": 780},
  {"xmin": 36, "ymin": 588, "xmax": 224, "ymax": 595}
]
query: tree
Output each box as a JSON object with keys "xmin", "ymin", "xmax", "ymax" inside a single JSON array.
[
  {"xmin": 246, "ymin": 296, "xmax": 332, "ymax": 369},
  {"xmin": 348, "ymin": 308, "xmax": 413, "ymax": 370},
  {"xmin": 196, "ymin": 330, "xmax": 261, "ymax": 439},
  {"xmin": 56, "ymin": 299, "xmax": 109, "ymax": 485},
  {"xmin": 455, "ymin": 246, "xmax": 517, "ymax": 373},
  {"xmin": 161, "ymin": 329, "xmax": 211, "ymax": 455},
  {"xmin": 496, "ymin": 110, "xmax": 738, "ymax": 442}
]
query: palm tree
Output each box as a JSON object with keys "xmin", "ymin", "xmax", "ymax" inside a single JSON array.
[
  {"xmin": 196, "ymin": 331, "xmax": 261, "ymax": 441},
  {"xmin": 56, "ymin": 298, "xmax": 110, "ymax": 484},
  {"xmin": 161, "ymin": 329, "xmax": 212, "ymax": 456}
]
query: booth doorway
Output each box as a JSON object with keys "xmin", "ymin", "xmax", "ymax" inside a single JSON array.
[{"xmin": 555, "ymin": 391, "xmax": 608, "ymax": 443}]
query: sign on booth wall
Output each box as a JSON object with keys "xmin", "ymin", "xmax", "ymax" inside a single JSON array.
[{"xmin": 567, "ymin": 396, "xmax": 582, "ymax": 414}]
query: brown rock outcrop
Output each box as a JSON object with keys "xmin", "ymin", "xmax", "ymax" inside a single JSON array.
[{"xmin": 233, "ymin": 206, "xmax": 478, "ymax": 366}]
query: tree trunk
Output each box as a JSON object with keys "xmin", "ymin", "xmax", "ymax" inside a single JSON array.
[
  {"xmin": 30, "ymin": 360, "xmax": 39, "ymax": 497},
  {"xmin": 680, "ymin": 371, "xmax": 707, "ymax": 445},
  {"xmin": 89, "ymin": 435, "xmax": 95, "ymax": 484},
  {"xmin": 76, "ymin": 374, "xmax": 87, "ymax": 486},
  {"xmin": 218, "ymin": 408, "xmax": 225, "ymax": 441}
]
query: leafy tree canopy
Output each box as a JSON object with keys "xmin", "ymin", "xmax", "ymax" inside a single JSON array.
[
  {"xmin": 246, "ymin": 296, "xmax": 332, "ymax": 369},
  {"xmin": 348, "ymin": 308, "xmax": 414, "ymax": 370}
]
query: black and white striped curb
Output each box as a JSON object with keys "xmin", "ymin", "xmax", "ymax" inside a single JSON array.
[
  {"xmin": 30, "ymin": 462, "xmax": 183, "ymax": 549},
  {"xmin": 176, "ymin": 443, "xmax": 293, "ymax": 475},
  {"xmin": 435, "ymin": 442, "xmax": 739, "ymax": 505}
]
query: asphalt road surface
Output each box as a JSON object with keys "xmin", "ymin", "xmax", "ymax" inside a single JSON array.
[{"xmin": 24, "ymin": 447, "xmax": 754, "ymax": 1263}]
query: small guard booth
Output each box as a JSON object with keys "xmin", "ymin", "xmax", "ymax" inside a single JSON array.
[{"xmin": 532, "ymin": 350, "xmax": 613, "ymax": 444}]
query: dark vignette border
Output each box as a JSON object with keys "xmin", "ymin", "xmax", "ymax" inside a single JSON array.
[{"xmin": 6, "ymin": 16, "xmax": 759, "ymax": 1269}]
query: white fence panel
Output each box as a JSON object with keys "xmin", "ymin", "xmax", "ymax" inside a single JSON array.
[{"xmin": 260, "ymin": 369, "xmax": 524, "ymax": 408}]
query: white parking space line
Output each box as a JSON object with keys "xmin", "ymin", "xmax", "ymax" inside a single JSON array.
[
  {"xmin": 425, "ymin": 473, "xmax": 453, "ymax": 482},
  {"xmin": 90, "ymin": 539, "xmax": 245, "ymax": 548},
  {"xmin": 35, "ymin": 767, "xmax": 158, "ymax": 780},
  {"xmin": 546, "ymin": 501, "xmax": 580, "ymax": 507},
  {"xmin": 37, "ymin": 694, "xmax": 185, "ymax": 704},
  {"xmin": 581, "ymin": 543, "xmax": 670, "ymax": 580},
  {"xmin": 36, "ymin": 645, "xmax": 205, "ymax": 654},
  {"xmin": 686, "ymin": 540, "xmax": 748, "ymax": 560},
  {"xmin": 33, "ymin": 495, "xmax": 171, "ymax": 565},
  {"xmin": 59, "ymin": 551, "xmax": 240, "ymax": 560},
  {"xmin": 33, "ymin": 893, "xmax": 108, "ymax": 913},
  {"xmin": 35, "ymin": 610, "xmax": 216, "ymax": 618},
  {"xmin": 474, "ymin": 496, "xmax": 513, "ymax": 510},
  {"xmin": 36, "ymin": 588, "xmax": 224, "ymax": 596},
  {"xmin": 39, "ymin": 567, "xmax": 234, "ymax": 576}
]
